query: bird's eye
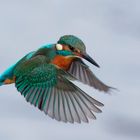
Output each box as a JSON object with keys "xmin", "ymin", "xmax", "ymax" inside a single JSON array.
[
  {"xmin": 56, "ymin": 44, "xmax": 63, "ymax": 50},
  {"xmin": 69, "ymin": 46, "xmax": 74, "ymax": 51}
]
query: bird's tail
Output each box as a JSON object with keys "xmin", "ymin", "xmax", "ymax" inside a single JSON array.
[
  {"xmin": 0, "ymin": 75, "xmax": 4, "ymax": 86},
  {"xmin": 0, "ymin": 64, "xmax": 17, "ymax": 86}
]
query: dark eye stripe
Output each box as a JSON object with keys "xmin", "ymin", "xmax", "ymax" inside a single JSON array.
[{"xmin": 69, "ymin": 46, "xmax": 75, "ymax": 51}]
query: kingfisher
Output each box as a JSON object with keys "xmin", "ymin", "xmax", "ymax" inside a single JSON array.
[{"xmin": 0, "ymin": 35, "xmax": 112, "ymax": 123}]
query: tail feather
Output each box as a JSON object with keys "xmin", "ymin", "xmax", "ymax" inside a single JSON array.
[
  {"xmin": 0, "ymin": 64, "xmax": 17, "ymax": 86},
  {"xmin": 0, "ymin": 75, "xmax": 4, "ymax": 86},
  {"xmin": 0, "ymin": 82, "xmax": 3, "ymax": 86}
]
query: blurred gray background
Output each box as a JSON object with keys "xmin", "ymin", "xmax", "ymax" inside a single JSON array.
[{"xmin": 0, "ymin": 0, "xmax": 140, "ymax": 140}]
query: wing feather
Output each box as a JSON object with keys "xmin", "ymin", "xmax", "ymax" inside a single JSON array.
[
  {"xmin": 70, "ymin": 91, "xmax": 89, "ymax": 122},
  {"xmin": 53, "ymin": 88, "xmax": 60, "ymax": 121},
  {"xmin": 68, "ymin": 58, "xmax": 111, "ymax": 92},
  {"xmin": 14, "ymin": 55, "xmax": 104, "ymax": 123},
  {"xmin": 63, "ymin": 91, "xmax": 73, "ymax": 123},
  {"xmin": 67, "ymin": 91, "xmax": 81, "ymax": 123},
  {"xmin": 47, "ymin": 87, "xmax": 55, "ymax": 118},
  {"xmin": 44, "ymin": 88, "xmax": 52, "ymax": 115},
  {"xmin": 59, "ymin": 89, "xmax": 67, "ymax": 122}
]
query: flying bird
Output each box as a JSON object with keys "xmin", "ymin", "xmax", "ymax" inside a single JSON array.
[{"xmin": 0, "ymin": 35, "xmax": 112, "ymax": 123}]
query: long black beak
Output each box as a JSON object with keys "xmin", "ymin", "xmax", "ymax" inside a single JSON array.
[{"xmin": 82, "ymin": 53, "xmax": 100, "ymax": 68}]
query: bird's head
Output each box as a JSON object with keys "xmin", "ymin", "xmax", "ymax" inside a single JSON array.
[{"xmin": 55, "ymin": 35, "xmax": 100, "ymax": 68}]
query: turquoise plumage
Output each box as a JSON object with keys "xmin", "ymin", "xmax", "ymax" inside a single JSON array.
[{"xmin": 0, "ymin": 35, "xmax": 112, "ymax": 123}]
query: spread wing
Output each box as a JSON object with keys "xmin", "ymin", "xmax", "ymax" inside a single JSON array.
[
  {"xmin": 68, "ymin": 58, "xmax": 111, "ymax": 92},
  {"xmin": 14, "ymin": 55, "xmax": 103, "ymax": 123}
]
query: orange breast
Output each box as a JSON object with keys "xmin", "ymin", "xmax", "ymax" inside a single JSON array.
[{"xmin": 51, "ymin": 55, "xmax": 74, "ymax": 70}]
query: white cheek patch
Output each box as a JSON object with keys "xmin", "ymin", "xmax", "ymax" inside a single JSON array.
[{"xmin": 56, "ymin": 44, "xmax": 63, "ymax": 50}]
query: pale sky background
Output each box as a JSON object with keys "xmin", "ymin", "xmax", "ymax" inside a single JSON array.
[{"xmin": 0, "ymin": 0, "xmax": 140, "ymax": 140}]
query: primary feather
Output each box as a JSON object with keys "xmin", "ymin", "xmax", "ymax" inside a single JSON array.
[{"xmin": 68, "ymin": 58, "xmax": 111, "ymax": 92}]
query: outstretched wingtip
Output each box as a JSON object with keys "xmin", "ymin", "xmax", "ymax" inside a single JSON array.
[{"xmin": 105, "ymin": 86, "xmax": 119, "ymax": 95}]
